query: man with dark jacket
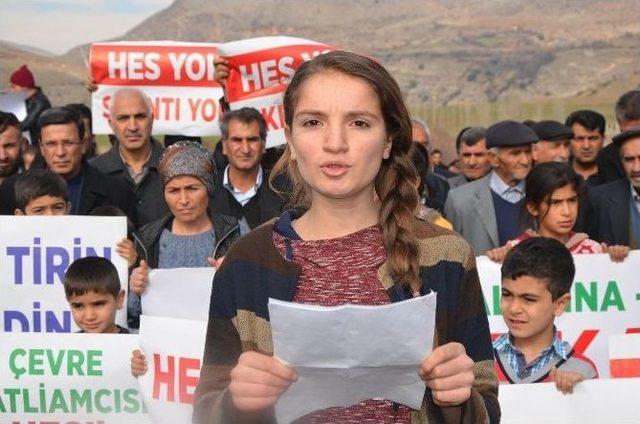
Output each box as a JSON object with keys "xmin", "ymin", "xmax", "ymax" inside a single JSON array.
[
  {"xmin": 210, "ymin": 107, "xmax": 287, "ymax": 231},
  {"xmin": 587, "ymin": 128, "xmax": 640, "ymax": 248},
  {"xmin": 597, "ymin": 90, "xmax": 640, "ymax": 183},
  {"xmin": 91, "ymin": 88, "xmax": 168, "ymax": 227},
  {"xmin": 9, "ymin": 64, "xmax": 51, "ymax": 145},
  {"xmin": 0, "ymin": 107, "xmax": 136, "ymax": 221},
  {"xmin": 0, "ymin": 111, "xmax": 25, "ymax": 184}
]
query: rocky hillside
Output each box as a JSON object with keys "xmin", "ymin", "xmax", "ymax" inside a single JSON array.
[{"xmin": 2, "ymin": 0, "xmax": 640, "ymax": 138}]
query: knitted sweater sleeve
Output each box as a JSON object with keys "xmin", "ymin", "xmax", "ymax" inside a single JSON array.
[{"xmin": 432, "ymin": 241, "xmax": 500, "ymax": 424}]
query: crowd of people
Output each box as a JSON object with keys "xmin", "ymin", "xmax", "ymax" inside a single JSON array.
[{"xmin": 1, "ymin": 51, "xmax": 639, "ymax": 423}]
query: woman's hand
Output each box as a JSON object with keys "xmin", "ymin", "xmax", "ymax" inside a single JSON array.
[
  {"xmin": 116, "ymin": 238, "xmax": 138, "ymax": 268},
  {"xmin": 486, "ymin": 245, "xmax": 511, "ymax": 263},
  {"xmin": 601, "ymin": 243, "xmax": 630, "ymax": 263},
  {"xmin": 131, "ymin": 349, "xmax": 148, "ymax": 378},
  {"xmin": 207, "ymin": 255, "xmax": 224, "ymax": 269},
  {"xmin": 419, "ymin": 342, "xmax": 475, "ymax": 407},
  {"xmin": 129, "ymin": 260, "xmax": 150, "ymax": 295},
  {"xmin": 229, "ymin": 351, "xmax": 298, "ymax": 412}
]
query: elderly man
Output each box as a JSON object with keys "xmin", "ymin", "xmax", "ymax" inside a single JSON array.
[
  {"xmin": 91, "ymin": 88, "xmax": 168, "ymax": 227},
  {"xmin": 0, "ymin": 107, "xmax": 136, "ymax": 218},
  {"xmin": 444, "ymin": 120, "xmax": 537, "ymax": 254},
  {"xmin": 448, "ymin": 126, "xmax": 491, "ymax": 189},
  {"xmin": 587, "ymin": 128, "xmax": 640, "ymax": 248},
  {"xmin": 531, "ymin": 120, "xmax": 573, "ymax": 164}
]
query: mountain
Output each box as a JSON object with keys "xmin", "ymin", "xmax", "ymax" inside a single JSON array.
[{"xmin": 3, "ymin": 0, "xmax": 640, "ymax": 153}]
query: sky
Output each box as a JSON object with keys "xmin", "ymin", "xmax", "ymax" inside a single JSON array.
[{"xmin": 0, "ymin": 0, "xmax": 174, "ymax": 55}]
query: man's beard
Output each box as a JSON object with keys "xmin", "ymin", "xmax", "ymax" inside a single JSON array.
[{"xmin": 0, "ymin": 161, "xmax": 20, "ymax": 177}]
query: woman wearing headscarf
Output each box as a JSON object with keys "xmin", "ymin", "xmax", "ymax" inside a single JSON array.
[{"xmin": 127, "ymin": 140, "xmax": 241, "ymax": 329}]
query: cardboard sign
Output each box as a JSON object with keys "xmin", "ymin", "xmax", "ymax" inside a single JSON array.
[
  {"xmin": 500, "ymin": 378, "xmax": 640, "ymax": 423},
  {"xmin": 0, "ymin": 216, "xmax": 129, "ymax": 333},
  {"xmin": 137, "ymin": 315, "xmax": 207, "ymax": 424},
  {"xmin": 90, "ymin": 41, "xmax": 224, "ymax": 136},
  {"xmin": 0, "ymin": 332, "xmax": 150, "ymax": 423},
  {"xmin": 142, "ymin": 267, "xmax": 215, "ymax": 322},
  {"xmin": 609, "ymin": 333, "xmax": 640, "ymax": 378},
  {"xmin": 219, "ymin": 36, "xmax": 335, "ymax": 147},
  {"xmin": 478, "ymin": 252, "xmax": 640, "ymax": 378}
]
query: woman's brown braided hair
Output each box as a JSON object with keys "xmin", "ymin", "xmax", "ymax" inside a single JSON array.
[{"xmin": 270, "ymin": 51, "xmax": 421, "ymax": 291}]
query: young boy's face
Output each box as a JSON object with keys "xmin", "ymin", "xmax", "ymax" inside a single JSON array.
[
  {"xmin": 15, "ymin": 195, "xmax": 70, "ymax": 215},
  {"xmin": 67, "ymin": 290, "xmax": 124, "ymax": 334},
  {"xmin": 501, "ymin": 275, "xmax": 570, "ymax": 343}
]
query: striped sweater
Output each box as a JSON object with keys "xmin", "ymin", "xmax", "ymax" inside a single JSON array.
[{"xmin": 193, "ymin": 210, "xmax": 499, "ymax": 424}]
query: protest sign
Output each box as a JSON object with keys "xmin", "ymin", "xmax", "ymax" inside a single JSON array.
[
  {"xmin": 90, "ymin": 41, "xmax": 224, "ymax": 136},
  {"xmin": 0, "ymin": 92, "xmax": 27, "ymax": 121},
  {"xmin": 478, "ymin": 251, "xmax": 640, "ymax": 378},
  {"xmin": 499, "ymin": 378, "xmax": 640, "ymax": 423},
  {"xmin": 0, "ymin": 332, "xmax": 150, "ymax": 423},
  {"xmin": 0, "ymin": 216, "xmax": 128, "ymax": 333},
  {"xmin": 0, "ymin": 92, "xmax": 30, "ymax": 143},
  {"xmin": 609, "ymin": 333, "xmax": 640, "ymax": 378},
  {"xmin": 137, "ymin": 315, "xmax": 207, "ymax": 424},
  {"xmin": 219, "ymin": 36, "xmax": 335, "ymax": 147},
  {"xmin": 142, "ymin": 267, "xmax": 215, "ymax": 321}
]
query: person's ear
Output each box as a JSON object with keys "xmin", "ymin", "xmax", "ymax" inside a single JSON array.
[
  {"xmin": 487, "ymin": 150, "xmax": 499, "ymax": 168},
  {"xmin": 116, "ymin": 289, "xmax": 125, "ymax": 309},
  {"xmin": 526, "ymin": 201, "xmax": 539, "ymax": 217},
  {"xmin": 221, "ymin": 139, "xmax": 228, "ymax": 156},
  {"xmin": 553, "ymin": 293, "xmax": 571, "ymax": 316},
  {"xmin": 64, "ymin": 202, "xmax": 71, "ymax": 215},
  {"xmin": 531, "ymin": 142, "xmax": 540, "ymax": 162},
  {"xmin": 14, "ymin": 209, "xmax": 24, "ymax": 215},
  {"xmin": 285, "ymin": 126, "xmax": 296, "ymax": 161},
  {"xmin": 382, "ymin": 136, "xmax": 392, "ymax": 160}
]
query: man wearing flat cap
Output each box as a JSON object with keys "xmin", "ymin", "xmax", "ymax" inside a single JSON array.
[
  {"xmin": 444, "ymin": 120, "xmax": 537, "ymax": 254},
  {"xmin": 531, "ymin": 120, "xmax": 573, "ymax": 163},
  {"xmin": 586, "ymin": 127, "xmax": 640, "ymax": 248}
]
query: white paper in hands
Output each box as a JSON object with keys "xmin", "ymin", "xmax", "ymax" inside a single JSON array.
[
  {"xmin": 268, "ymin": 292, "xmax": 437, "ymax": 423},
  {"xmin": 143, "ymin": 267, "xmax": 215, "ymax": 321}
]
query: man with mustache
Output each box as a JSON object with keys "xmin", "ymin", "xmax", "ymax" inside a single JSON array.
[
  {"xmin": 210, "ymin": 107, "xmax": 286, "ymax": 231},
  {"xmin": 91, "ymin": 88, "xmax": 168, "ymax": 227},
  {"xmin": 531, "ymin": 120, "xmax": 573, "ymax": 164},
  {"xmin": 0, "ymin": 107, "xmax": 136, "ymax": 219},
  {"xmin": 445, "ymin": 120, "xmax": 537, "ymax": 255},
  {"xmin": 587, "ymin": 128, "xmax": 640, "ymax": 248},
  {"xmin": 565, "ymin": 110, "xmax": 606, "ymax": 187},
  {"xmin": 448, "ymin": 126, "xmax": 491, "ymax": 189}
]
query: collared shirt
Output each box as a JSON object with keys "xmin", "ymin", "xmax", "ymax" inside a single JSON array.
[
  {"xmin": 631, "ymin": 183, "xmax": 640, "ymax": 215},
  {"xmin": 489, "ymin": 171, "xmax": 525, "ymax": 204},
  {"xmin": 119, "ymin": 146, "xmax": 152, "ymax": 185},
  {"xmin": 493, "ymin": 330, "xmax": 570, "ymax": 380},
  {"xmin": 223, "ymin": 165, "xmax": 263, "ymax": 206}
]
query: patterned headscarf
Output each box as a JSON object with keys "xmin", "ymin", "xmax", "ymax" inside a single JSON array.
[{"xmin": 158, "ymin": 141, "xmax": 216, "ymax": 196}]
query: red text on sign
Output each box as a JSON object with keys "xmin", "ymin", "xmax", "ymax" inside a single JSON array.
[{"xmin": 152, "ymin": 354, "xmax": 201, "ymax": 404}]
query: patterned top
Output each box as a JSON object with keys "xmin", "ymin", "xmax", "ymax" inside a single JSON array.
[
  {"xmin": 193, "ymin": 210, "xmax": 500, "ymax": 424},
  {"xmin": 493, "ymin": 330, "xmax": 569, "ymax": 381},
  {"xmin": 273, "ymin": 224, "xmax": 412, "ymax": 423},
  {"xmin": 489, "ymin": 171, "xmax": 525, "ymax": 204},
  {"xmin": 509, "ymin": 230, "xmax": 603, "ymax": 254}
]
